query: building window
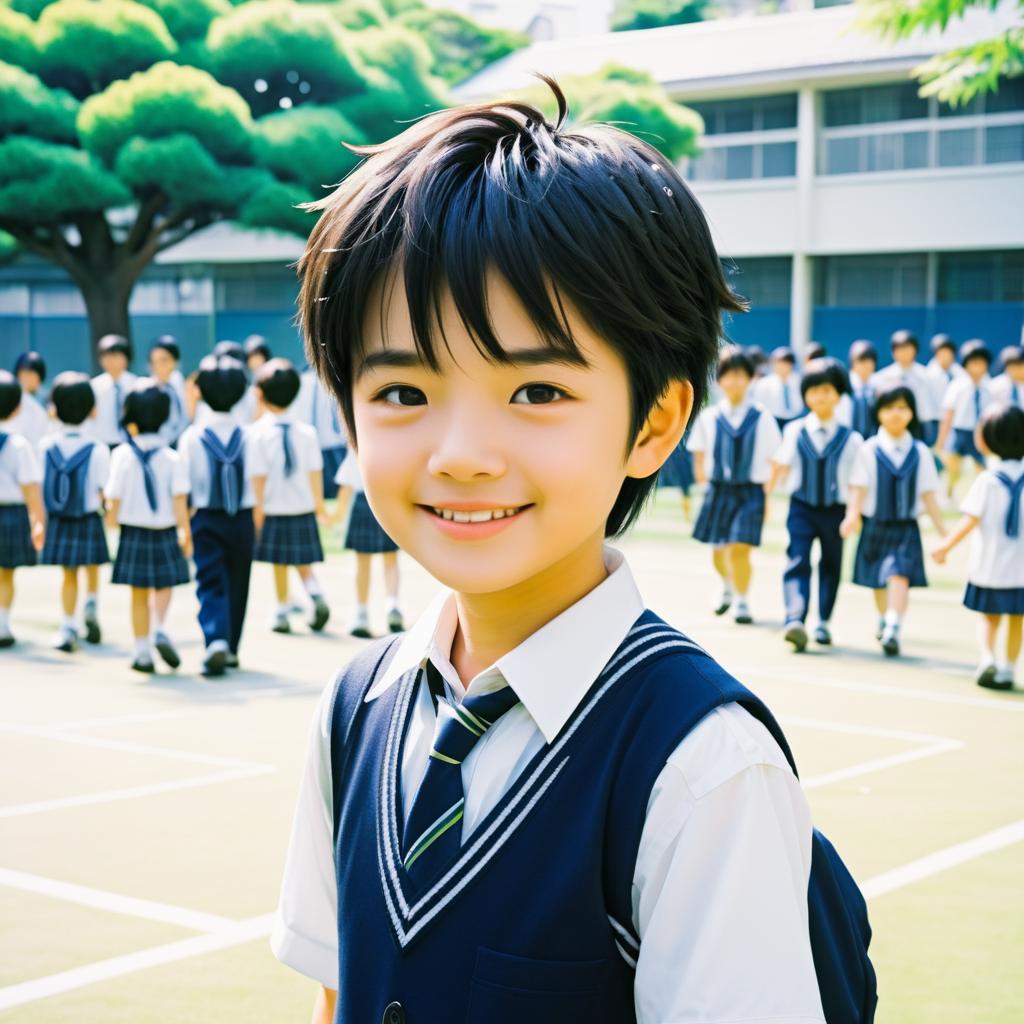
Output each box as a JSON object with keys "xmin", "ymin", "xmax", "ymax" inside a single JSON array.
[
  {"xmin": 0, "ymin": 284, "xmax": 30, "ymax": 315},
  {"xmin": 938, "ymin": 250, "xmax": 1024, "ymax": 303},
  {"xmin": 815, "ymin": 254, "xmax": 928, "ymax": 307},
  {"xmin": 30, "ymin": 283, "xmax": 87, "ymax": 317},
  {"xmin": 216, "ymin": 266, "xmax": 299, "ymax": 313},
  {"xmin": 129, "ymin": 274, "xmax": 214, "ymax": 316},
  {"xmin": 724, "ymin": 257, "xmax": 792, "ymax": 308}
]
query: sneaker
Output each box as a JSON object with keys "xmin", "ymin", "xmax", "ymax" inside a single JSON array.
[
  {"xmin": 309, "ymin": 595, "xmax": 330, "ymax": 633},
  {"xmin": 54, "ymin": 626, "xmax": 79, "ymax": 654},
  {"xmin": 82, "ymin": 601, "xmax": 101, "ymax": 645},
  {"xmin": 350, "ymin": 609, "xmax": 372, "ymax": 639},
  {"xmin": 733, "ymin": 599, "xmax": 753, "ymax": 625},
  {"xmin": 975, "ymin": 660, "xmax": 997, "ymax": 689},
  {"xmin": 271, "ymin": 611, "xmax": 292, "ymax": 635},
  {"xmin": 880, "ymin": 624, "xmax": 900, "ymax": 657},
  {"xmin": 225, "ymin": 652, "xmax": 239, "ymax": 669},
  {"xmin": 784, "ymin": 621, "xmax": 808, "ymax": 652},
  {"xmin": 131, "ymin": 657, "xmax": 155, "ymax": 674},
  {"xmin": 153, "ymin": 631, "xmax": 181, "ymax": 669},
  {"xmin": 980, "ymin": 667, "xmax": 1014, "ymax": 691},
  {"xmin": 201, "ymin": 642, "xmax": 228, "ymax": 678},
  {"xmin": 814, "ymin": 623, "xmax": 832, "ymax": 646},
  {"xmin": 387, "ymin": 608, "xmax": 405, "ymax": 633},
  {"xmin": 0, "ymin": 629, "xmax": 15, "ymax": 649},
  {"xmin": 713, "ymin": 587, "xmax": 733, "ymax": 616}
]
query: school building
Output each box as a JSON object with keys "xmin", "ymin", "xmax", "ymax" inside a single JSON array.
[{"xmin": 1, "ymin": 3, "xmax": 1021, "ymax": 375}]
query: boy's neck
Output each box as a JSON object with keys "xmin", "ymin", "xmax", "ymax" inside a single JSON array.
[
  {"xmin": 814, "ymin": 409, "xmax": 836, "ymax": 425},
  {"xmin": 449, "ymin": 527, "xmax": 609, "ymax": 689},
  {"xmin": 726, "ymin": 393, "xmax": 748, "ymax": 409},
  {"xmin": 881, "ymin": 426, "xmax": 908, "ymax": 442}
]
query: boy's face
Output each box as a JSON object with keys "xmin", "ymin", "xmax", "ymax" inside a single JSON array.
[
  {"xmin": 964, "ymin": 356, "xmax": 988, "ymax": 383},
  {"xmin": 773, "ymin": 357, "xmax": 793, "ymax": 379},
  {"xmin": 1007, "ymin": 362, "xmax": 1024, "ymax": 384},
  {"xmin": 718, "ymin": 368, "xmax": 751, "ymax": 404},
  {"xmin": 350, "ymin": 271, "xmax": 688, "ymax": 596},
  {"xmin": 892, "ymin": 343, "xmax": 915, "ymax": 368},
  {"xmin": 149, "ymin": 348, "xmax": 176, "ymax": 383},
  {"xmin": 851, "ymin": 357, "xmax": 875, "ymax": 381},
  {"xmin": 16, "ymin": 369, "xmax": 41, "ymax": 394},
  {"xmin": 877, "ymin": 398, "xmax": 913, "ymax": 436},
  {"xmin": 100, "ymin": 351, "xmax": 128, "ymax": 377},
  {"xmin": 247, "ymin": 353, "xmax": 267, "ymax": 373},
  {"xmin": 934, "ymin": 347, "xmax": 954, "ymax": 370},
  {"xmin": 804, "ymin": 382, "xmax": 840, "ymax": 420}
]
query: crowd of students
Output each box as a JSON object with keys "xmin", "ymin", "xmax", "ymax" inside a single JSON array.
[
  {"xmin": 2, "ymin": 328, "xmax": 1022, "ymax": 689},
  {"xmin": 0, "ymin": 333, "xmax": 401, "ymax": 675}
]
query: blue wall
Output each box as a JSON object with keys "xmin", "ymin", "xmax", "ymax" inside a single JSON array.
[{"xmin": 722, "ymin": 306, "xmax": 791, "ymax": 349}]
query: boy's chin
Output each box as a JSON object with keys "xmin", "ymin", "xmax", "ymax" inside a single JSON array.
[{"xmin": 415, "ymin": 556, "xmax": 536, "ymax": 597}]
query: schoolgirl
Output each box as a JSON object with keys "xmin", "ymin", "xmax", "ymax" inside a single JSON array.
[
  {"xmin": 838, "ymin": 339, "xmax": 879, "ymax": 439},
  {"xmin": 10, "ymin": 351, "xmax": 53, "ymax": 446},
  {"xmin": 937, "ymin": 339, "xmax": 998, "ymax": 496}
]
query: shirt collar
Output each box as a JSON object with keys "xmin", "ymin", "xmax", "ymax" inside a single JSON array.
[
  {"xmin": 878, "ymin": 429, "xmax": 912, "ymax": 456},
  {"xmin": 131, "ymin": 432, "xmax": 165, "ymax": 451},
  {"xmin": 717, "ymin": 396, "xmax": 751, "ymax": 417},
  {"xmin": 365, "ymin": 545, "xmax": 646, "ymax": 743},
  {"xmin": 804, "ymin": 412, "xmax": 837, "ymax": 435}
]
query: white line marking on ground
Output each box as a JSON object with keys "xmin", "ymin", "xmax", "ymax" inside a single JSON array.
[
  {"xmin": 0, "ymin": 914, "xmax": 274, "ymax": 1011},
  {"xmin": 863, "ymin": 820, "xmax": 1024, "ymax": 900},
  {"xmin": 0, "ymin": 868, "xmax": 235, "ymax": 932},
  {"xmin": 45, "ymin": 711, "xmax": 199, "ymax": 732},
  {"xmin": 0, "ymin": 766, "xmax": 273, "ymax": 818}
]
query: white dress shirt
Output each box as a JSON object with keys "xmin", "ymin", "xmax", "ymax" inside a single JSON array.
[
  {"xmin": 176, "ymin": 412, "xmax": 255, "ymax": 510},
  {"xmin": 8, "ymin": 394, "xmax": 53, "ymax": 447},
  {"xmin": 925, "ymin": 358, "xmax": 966, "ymax": 415},
  {"xmin": 960, "ymin": 459, "xmax": 1024, "ymax": 588},
  {"xmin": 156, "ymin": 378, "xmax": 189, "ymax": 447},
  {"xmin": 849, "ymin": 432, "xmax": 939, "ymax": 517},
  {"xmin": 37, "ymin": 428, "xmax": 110, "ymax": 515},
  {"xmin": 871, "ymin": 362, "xmax": 939, "ymax": 423},
  {"xmin": 271, "ymin": 547, "xmax": 824, "ymax": 1023},
  {"xmin": 89, "ymin": 371, "xmax": 138, "ymax": 446},
  {"xmin": 247, "ymin": 412, "xmax": 323, "ymax": 515},
  {"xmin": 990, "ymin": 372, "xmax": 1024, "ymax": 409},
  {"xmin": 333, "ymin": 448, "xmax": 364, "ymax": 493},
  {"xmin": 104, "ymin": 434, "xmax": 189, "ymax": 528},
  {"xmin": 942, "ymin": 375, "xmax": 997, "ymax": 431},
  {"xmin": 294, "ymin": 370, "xmax": 348, "ymax": 450},
  {"xmin": 0, "ymin": 426, "xmax": 42, "ymax": 502},
  {"xmin": 753, "ymin": 372, "xmax": 804, "ymax": 421},
  {"xmin": 686, "ymin": 398, "xmax": 783, "ymax": 483},
  {"xmin": 773, "ymin": 413, "xmax": 863, "ymax": 501}
]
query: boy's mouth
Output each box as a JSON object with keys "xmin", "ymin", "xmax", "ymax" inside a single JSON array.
[{"xmin": 419, "ymin": 503, "xmax": 533, "ymax": 524}]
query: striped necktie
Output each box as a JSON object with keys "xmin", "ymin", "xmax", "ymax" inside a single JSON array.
[
  {"xmin": 278, "ymin": 422, "xmax": 294, "ymax": 477},
  {"xmin": 401, "ymin": 661, "xmax": 521, "ymax": 887},
  {"xmin": 973, "ymin": 387, "xmax": 982, "ymax": 424}
]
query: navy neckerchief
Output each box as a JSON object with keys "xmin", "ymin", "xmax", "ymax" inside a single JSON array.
[
  {"xmin": 127, "ymin": 438, "xmax": 159, "ymax": 512},
  {"xmin": 994, "ymin": 471, "xmax": 1024, "ymax": 539},
  {"xmin": 44, "ymin": 439, "xmax": 94, "ymax": 517},
  {"xmin": 199, "ymin": 427, "xmax": 244, "ymax": 515}
]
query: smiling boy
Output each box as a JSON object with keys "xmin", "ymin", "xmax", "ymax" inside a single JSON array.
[{"xmin": 271, "ymin": 85, "xmax": 829, "ymax": 1024}]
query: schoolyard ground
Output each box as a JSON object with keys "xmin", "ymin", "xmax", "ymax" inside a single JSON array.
[{"xmin": 1, "ymin": 489, "xmax": 1021, "ymax": 1023}]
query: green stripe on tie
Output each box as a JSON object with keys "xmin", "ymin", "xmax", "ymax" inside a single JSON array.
[
  {"xmin": 452, "ymin": 704, "xmax": 484, "ymax": 737},
  {"xmin": 429, "ymin": 749, "xmax": 461, "ymax": 765},
  {"xmin": 404, "ymin": 802, "xmax": 464, "ymax": 869},
  {"xmin": 460, "ymin": 705, "xmax": 490, "ymax": 732}
]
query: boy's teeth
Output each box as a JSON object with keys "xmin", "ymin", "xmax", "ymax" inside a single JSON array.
[{"xmin": 431, "ymin": 507, "xmax": 522, "ymax": 523}]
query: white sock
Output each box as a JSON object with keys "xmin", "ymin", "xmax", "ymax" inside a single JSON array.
[
  {"xmin": 735, "ymin": 594, "xmax": 750, "ymax": 608},
  {"xmin": 884, "ymin": 609, "xmax": 901, "ymax": 628},
  {"xmin": 276, "ymin": 602, "xmax": 290, "ymax": 616},
  {"xmin": 207, "ymin": 638, "xmax": 228, "ymax": 655},
  {"xmin": 85, "ymin": 592, "xmax": 97, "ymax": 608},
  {"xmin": 134, "ymin": 637, "xmax": 151, "ymax": 659},
  {"xmin": 385, "ymin": 596, "xmax": 401, "ymax": 614},
  {"xmin": 62, "ymin": 615, "xmax": 76, "ymax": 631},
  {"xmin": 0, "ymin": 608, "xmax": 9, "ymax": 632},
  {"xmin": 304, "ymin": 576, "xmax": 322, "ymax": 597}
]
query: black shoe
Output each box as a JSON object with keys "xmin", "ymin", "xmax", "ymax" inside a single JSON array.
[
  {"xmin": 784, "ymin": 621, "xmax": 808, "ymax": 652},
  {"xmin": 309, "ymin": 595, "xmax": 330, "ymax": 632},
  {"xmin": 0, "ymin": 633, "xmax": 15, "ymax": 649},
  {"xmin": 55, "ymin": 630, "xmax": 79, "ymax": 654},
  {"xmin": 154, "ymin": 632, "xmax": 180, "ymax": 669},
  {"xmin": 978, "ymin": 674, "xmax": 1013, "ymax": 691},
  {"xmin": 880, "ymin": 630, "xmax": 900, "ymax": 657},
  {"xmin": 201, "ymin": 647, "xmax": 227, "ymax": 678},
  {"xmin": 713, "ymin": 595, "xmax": 732, "ymax": 616},
  {"xmin": 387, "ymin": 609, "xmax": 404, "ymax": 633},
  {"xmin": 350, "ymin": 626, "xmax": 372, "ymax": 639},
  {"xmin": 271, "ymin": 614, "xmax": 292, "ymax": 635},
  {"xmin": 83, "ymin": 606, "xmax": 101, "ymax": 645},
  {"xmin": 131, "ymin": 657, "xmax": 155, "ymax": 674},
  {"xmin": 813, "ymin": 624, "xmax": 832, "ymax": 646}
]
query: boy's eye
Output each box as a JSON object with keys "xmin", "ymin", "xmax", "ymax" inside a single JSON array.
[
  {"xmin": 375, "ymin": 385, "xmax": 426, "ymax": 406},
  {"xmin": 511, "ymin": 383, "xmax": 568, "ymax": 405}
]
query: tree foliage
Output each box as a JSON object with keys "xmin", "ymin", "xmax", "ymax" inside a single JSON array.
[
  {"xmin": 611, "ymin": 0, "xmax": 710, "ymax": 32},
  {"xmin": 856, "ymin": 0, "xmax": 1024, "ymax": 107}
]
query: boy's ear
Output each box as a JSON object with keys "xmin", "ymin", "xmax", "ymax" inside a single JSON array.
[{"xmin": 625, "ymin": 379, "xmax": 693, "ymax": 480}]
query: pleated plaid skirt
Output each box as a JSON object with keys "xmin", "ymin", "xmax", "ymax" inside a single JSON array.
[
  {"xmin": 112, "ymin": 525, "xmax": 190, "ymax": 589},
  {"xmin": 41, "ymin": 513, "xmax": 110, "ymax": 567},
  {"xmin": 255, "ymin": 512, "xmax": 324, "ymax": 565},
  {"xmin": 693, "ymin": 482, "xmax": 765, "ymax": 547},
  {"xmin": 852, "ymin": 516, "xmax": 927, "ymax": 588},
  {"xmin": 344, "ymin": 493, "xmax": 398, "ymax": 553},
  {"xmin": 0, "ymin": 504, "xmax": 36, "ymax": 568},
  {"xmin": 964, "ymin": 583, "xmax": 1024, "ymax": 615}
]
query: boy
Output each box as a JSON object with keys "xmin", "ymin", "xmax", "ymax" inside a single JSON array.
[
  {"xmin": 296, "ymin": 364, "xmax": 349, "ymax": 498},
  {"xmin": 871, "ymin": 329, "xmax": 939, "ymax": 443},
  {"xmin": 270, "ymin": 89, "xmax": 840, "ymax": 1024},
  {"xmin": 148, "ymin": 335, "xmax": 188, "ymax": 447},
  {"xmin": 10, "ymin": 351, "xmax": 52, "ymax": 446},
  {"xmin": 249, "ymin": 358, "xmax": 329, "ymax": 634},
  {"xmin": 194, "ymin": 340, "xmax": 257, "ymax": 428},
  {"xmin": 0, "ymin": 371, "xmax": 45, "ymax": 647},
  {"xmin": 178, "ymin": 354, "xmax": 256, "ymax": 677},
  {"xmin": 244, "ymin": 334, "xmax": 273, "ymax": 375},
  {"xmin": 90, "ymin": 334, "xmax": 137, "ymax": 448},
  {"xmin": 689, "ymin": 347, "xmax": 782, "ymax": 623},
  {"xmin": 839, "ymin": 339, "xmax": 878, "ymax": 438},
  {"xmin": 768, "ymin": 358, "xmax": 862, "ymax": 651},
  {"xmin": 991, "ymin": 344, "xmax": 1024, "ymax": 408},
  {"xmin": 38, "ymin": 372, "xmax": 111, "ymax": 651},
  {"xmin": 936, "ymin": 339, "xmax": 996, "ymax": 496},
  {"xmin": 753, "ymin": 345, "xmax": 803, "ymax": 429},
  {"xmin": 924, "ymin": 333, "xmax": 965, "ymax": 430}
]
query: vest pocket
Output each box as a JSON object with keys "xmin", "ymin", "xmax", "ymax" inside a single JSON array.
[{"xmin": 465, "ymin": 947, "xmax": 612, "ymax": 1024}]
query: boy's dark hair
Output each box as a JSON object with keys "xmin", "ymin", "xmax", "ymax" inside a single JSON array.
[
  {"xmin": 196, "ymin": 355, "xmax": 248, "ymax": 412},
  {"xmin": 50, "ymin": 371, "xmax": 95, "ymax": 425},
  {"xmin": 770, "ymin": 346, "xmax": 796, "ymax": 365},
  {"xmin": 213, "ymin": 339, "xmax": 246, "ymax": 363},
  {"xmin": 890, "ymin": 329, "xmax": 918, "ymax": 353},
  {"xmin": 0, "ymin": 369, "xmax": 22, "ymax": 419},
  {"xmin": 959, "ymin": 338, "xmax": 992, "ymax": 367},
  {"xmin": 848, "ymin": 339, "xmax": 877, "ymax": 365},
  {"xmin": 296, "ymin": 79, "xmax": 747, "ymax": 537},
  {"xmin": 805, "ymin": 342, "xmax": 826, "ymax": 361},
  {"xmin": 743, "ymin": 344, "xmax": 767, "ymax": 371},
  {"xmin": 256, "ymin": 357, "xmax": 301, "ymax": 408},
  {"xmin": 244, "ymin": 334, "xmax": 273, "ymax": 361},
  {"xmin": 150, "ymin": 334, "xmax": 180, "ymax": 362},
  {"xmin": 14, "ymin": 350, "xmax": 46, "ymax": 383},
  {"xmin": 980, "ymin": 403, "xmax": 1024, "ymax": 460},
  {"xmin": 929, "ymin": 333, "xmax": 956, "ymax": 356},
  {"xmin": 800, "ymin": 357, "xmax": 850, "ymax": 399},
  {"xmin": 97, "ymin": 333, "xmax": 133, "ymax": 362},
  {"xmin": 121, "ymin": 377, "xmax": 170, "ymax": 434},
  {"xmin": 999, "ymin": 344, "xmax": 1024, "ymax": 369},
  {"xmin": 873, "ymin": 384, "xmax": 919, "ymax": 432},
  {"xmin": 716, "ymin": 345, "xmax": 755, "ymax": 380}
]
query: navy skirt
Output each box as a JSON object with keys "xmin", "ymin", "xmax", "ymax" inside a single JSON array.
[
  {"xmin": 658, "ymin": 443, "xmax": 694, "ymax": 493},
  {"xmin": 852, "ymin": 516, "xmax": 927, "ymax": 588},
  {"xmin": 947, "ymin": 427, "xmax": 985, "ymax": 466},
  {"xmin": 112, "ymin": 525, "xmax": 190, "ymax": 589},
  {"xmin": 344, "ymin": 492, "xmax": 398, "ymax": 553},
  {"xmin": 41, "ymin": 513, "xmax": 110, "ymax": 567},
  {"xmin": 321, "ymin": 444, "xmax": 347, "ymax": 500},
  {"xmin": 0, "ymin": 504, "xmax": 36, "ymax": 568},
  {"xmin": 964, "ymin": 583, "xmax": 1024, "ymax": 615},
  {"xmin": 693, "ymin": 482, "xmax": 765, "ymax": 547},
  {"xmin": 255, "ymin": 511, "xmax": 324, "ymax": 565}
]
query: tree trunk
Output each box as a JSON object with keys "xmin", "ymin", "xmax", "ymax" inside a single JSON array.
[{"xmin": 79, "ymin": 274, "xmax": 134, "ymax": 346}]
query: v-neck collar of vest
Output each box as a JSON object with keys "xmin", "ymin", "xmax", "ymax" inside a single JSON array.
[{"xmin": 374, "ymin": 614, "xmax": 707, "ymax": 950}]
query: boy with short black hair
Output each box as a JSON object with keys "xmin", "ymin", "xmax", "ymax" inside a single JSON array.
[
  {"xmin": 91, "ymin": 334, "xmax": 137, "ymax": 448},
  {"xmin": 271, "ymin": 85, "xmax": 872, "ymax": 1024},
  {"xmin": 38, "ymin": 372, "xmax": 111, "ymax": 651},
  {"xmin": 937, "ymin": 339, "xmax": 996, "ymax": 496},
  {"xmin": 11, "ymin": 350, "xmax": 52, "ymax": 446},
  {"xmin": 841, "ymin": 339, "xmax": 878, "ymax": 439},
  {"xmin": 924, "ymin": 333, "xmax": 965, "ymax": 424},
  {"xmin": 991, "ymin": 344, "xmax": 1024, "ymax": 408},
  {"xmin": 148, "ymin": 335, "xmax": 188, "ymax": 447},
  {"xmin": 871, "ymin": 329, "xmax": 939, "ymax": 442},
  {"xmin": 753, "ymin": 345, "xmax": 803, "ymax": 429},
  {"xmin": 244, "ymin": 334, "xmax": 273, "ymax": 374},
  {"xmin": 178, "ymin": 354, "xmax": 256, "ymax": 676}
]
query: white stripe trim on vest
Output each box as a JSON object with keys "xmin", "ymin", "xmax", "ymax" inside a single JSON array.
[
  {"xmin": 608, "ymin": 913, "xmax": 640, "ymax": 952},
  {"xmin": 615, "ymin": 939, "xmax": 638, "ymax": 970}
]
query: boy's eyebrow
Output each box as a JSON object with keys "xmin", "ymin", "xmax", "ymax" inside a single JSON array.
[{"xmin": 356, "ymin": 345, "xmax": 590, "ymax": 380}]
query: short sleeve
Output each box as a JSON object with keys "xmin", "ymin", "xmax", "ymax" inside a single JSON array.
[
  {"xmin": 14, "ymin": 437, "xmax": 42, "ymax": 485},
  {"xmin": 91, "ymin": 443, "xmax": 111, "ymax": 494},
  {"xmin": 848, "ymin": 442, "xmax": 872, "ymax": 489},
  {"xmin": 942, "ymin": 379, "xmax": 960, "ymax": 412},
  {"xmin": 305, "ymin": 429, "xmax": 324, "ymax": 472},
  {"xmin": 915, "ymin": 441, "xmax": 940, "ymax": 495},
  {"xmin": 334, "ymin": 450, "xmax": 362, "ymax": 489},
  {"xmin": 245, "ymin": 429, "xmax": 268, "ymax": 477},
  {"xmin": 960, "ymin": 472, "xmax": 988, "ymax": 518},
  {"xmin": 758, "ymin": 407, "xmax": 783, "ymax": 457},
  {"xmin": 774, "ymin": 421, "xmax": 799, "ymax": 467},
  {"xmin": 270, "ymin": 682, "xmax": 340, "ymax": 989},
  {"xmin": 169, "ymin": 451, "xmax": 191, "ymax": 496},
  {"xmin": 685, "ymin": 409, "xmax": 711, "ymax": 452},
  {"xmin": 103, "ymin": 447, "xmax": 127, "ymax": 501}
]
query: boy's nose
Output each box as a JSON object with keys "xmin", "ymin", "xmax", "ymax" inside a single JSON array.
[{"xmin": 426, "ymin": 417, "xmax": 507, "ymax": 481}]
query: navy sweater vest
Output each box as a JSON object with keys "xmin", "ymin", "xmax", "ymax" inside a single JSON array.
[
  {"xmin": 328, "ymin": 612, "xmax": 793, "ymax": 1024},
  {"xmin": 711, "ymin": 406, "xmax": 761, "ymax": 484},
  {"xmin": 875, "ymin": 444, "xmax": 920, "ymax": 522},
  {"xmin": 794, "ymin": 425, "xmax": 851, "ymax": 508}
]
